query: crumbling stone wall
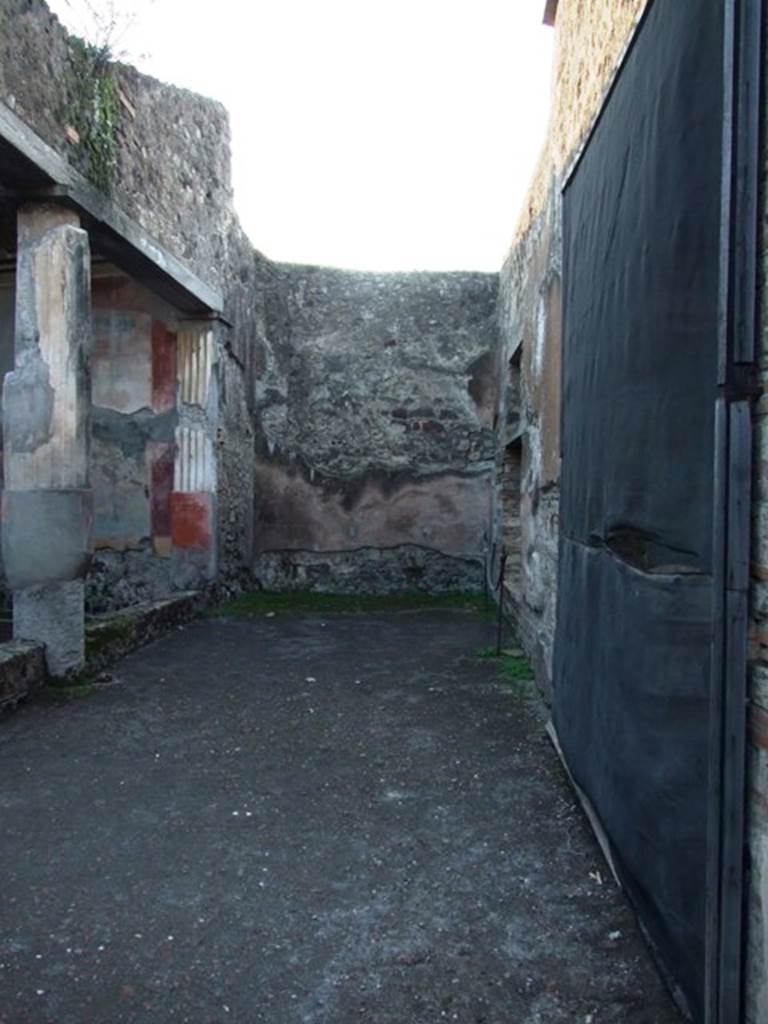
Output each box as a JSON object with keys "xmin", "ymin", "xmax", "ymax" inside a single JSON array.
[
  {"xmin": 253, "ymin": 265, "xmax": 498, "ymax": 593},
  {"xmin": 493, "ymin": 0, "xmax": 649, "ymax": 695},
  {"xmin": 0, "ymin": 0, "xmax": 233, "ymax": 290},
  {"xmin": 0, "ymin": 0, "xmax": 262, "ymax": 599},
  {"xmin": 745, "ymin": 37, "xmax": 768, "ymax": 1024},
  {"xmin": 518, "ymin": 0, "xmax": 648, "ymax": 243},
  {"xmin": 1, "ymin": 0, "xmax": 501, "ymax": 604},
  {"xmin": 493, "ymin": 187, "xmax": 561, "ymax": 697}
]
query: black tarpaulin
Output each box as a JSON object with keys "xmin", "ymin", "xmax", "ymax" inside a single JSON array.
[{"xmin": 555, "ymin": 0, "xmax": 723, "ymax": 1018}]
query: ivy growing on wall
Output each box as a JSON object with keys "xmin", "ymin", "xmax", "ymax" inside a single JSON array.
[{"xmin": 67, "ymin": 37, "xmax": 120, "ymax": 193}]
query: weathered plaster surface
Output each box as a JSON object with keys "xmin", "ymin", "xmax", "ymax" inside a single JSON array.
[
  {"xmin": 3, "ymin": 207, "xmax": 92, "ymax": 677},
  {"xmin": 254, "ymin": 266, "xmax": 498, "ymax": 591},
  {"xmin": 91, "ymin": 309, "xmax": 153, "ymax": 414},
  {"xmin": 3, "ymin": 487, "xmax": 92, "ymax": 587},
  {"xmin": 0, "ymin": 0, "xmax": 264, "ymax": 594},
  {"xmin": 90, "ymin": 437, "xmax": 150, "ymax": 550},
  {"xmin": 493, "ymin": 187, "xmax": 561, "ymax": 697},
  {"xmin": 88, "ymin": 276, "xmax": 178, "ymax": 601},
  {"xmin": 5, "ymin": 210, "xmax": 90, "ymax": 491},
  {"xmin": 71, "ymin": 273, "xmax": 224, "ymax": 608},
  {"xmin": 254, "ymin": 462, "xmax": 491, "ymax": 560}
]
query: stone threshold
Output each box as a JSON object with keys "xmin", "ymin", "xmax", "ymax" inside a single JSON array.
[
  {"xmin": 0, "ymin": 640, "xmax": 46, "ymax": 712},
  {"xmin": 0, "ymin": 591, "xmax": 204, "ymax": 712},
  {"xmin": 84, "ymin": 591, "xmax": 204, "ymax": 675}
]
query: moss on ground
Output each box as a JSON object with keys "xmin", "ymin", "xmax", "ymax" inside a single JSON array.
[
  {"xmin": 45, "ymin": 670, "xmax": 94, "ymax": 700},
  {"xmin": 477, "ymin": 645, "xmax": 535, "ymax": 697},
  {"xmin": 208, "ymin": 589, "xmax": 491, "ymax": 619},
  {"xmin": 85, "ymin": 615, "xmax": 135, "ymax": 658},
  {"xmin": 45, "ymin": 682, "xmax": 94, "ymax": 700}
]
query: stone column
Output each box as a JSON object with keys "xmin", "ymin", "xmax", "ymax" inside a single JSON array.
[{"xmin": 2, "ymin": 204, "xmax": 92, "ymax": 678}]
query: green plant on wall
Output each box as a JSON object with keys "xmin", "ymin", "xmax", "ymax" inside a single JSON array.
[{"xmin": 67, "ymin": 36, "xmax": 120, "ymax": 193}]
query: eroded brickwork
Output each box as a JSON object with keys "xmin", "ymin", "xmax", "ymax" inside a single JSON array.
[
  {"xmin": 493, "ymin": 0, "xmax": 650, "ymax": 697},
  {"xmin": 518, "ymin": 0, "xmax": 648, "ymax": 242}
]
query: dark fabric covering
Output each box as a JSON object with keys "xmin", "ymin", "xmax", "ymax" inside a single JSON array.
[{"xmin": 555, "ymin": 0, "xmax": 723, "ymax": 1017}]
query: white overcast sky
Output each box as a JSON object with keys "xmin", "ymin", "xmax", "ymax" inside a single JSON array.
[{"xmin": 47, "ymin": 0, "xmax": 555, "ymax": 271}]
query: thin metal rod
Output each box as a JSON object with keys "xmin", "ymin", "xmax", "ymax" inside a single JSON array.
[{"xmin": 496, "ymin": 547, "xmax": 507, "ymax": 656}]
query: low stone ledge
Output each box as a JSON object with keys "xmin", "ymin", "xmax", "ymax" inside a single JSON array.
[
  {"xmin": 252, "ymin": 546, "xmax": 484, "ymax": 595},
  {"xmin": 85, "ymin": 590, "xmax": 204, "ymax": 674},
  {"xmin": 0, "ymin": 640, "xmax": 46, "ymax": 711}
]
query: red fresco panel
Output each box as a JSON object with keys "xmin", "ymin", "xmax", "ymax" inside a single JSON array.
[
  {"xmin": 148, "ymin": 442, "xmax": 174, "ymax": 539},
  {"xmin": 171, "ymin": 491, "xmax": 213, "ymax": 550},
  {"xmin": 152, "ymin": 323, "xmax": 177, "ymax": 413}
]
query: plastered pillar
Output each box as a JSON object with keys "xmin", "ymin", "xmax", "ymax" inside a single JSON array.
[
  {"xmin": 2, "ymin": 203, "xmax": 92, "ymax": 678},
  {"xmin": 171, "ymin": 321, "xmax": 217, "ymax": 575}
]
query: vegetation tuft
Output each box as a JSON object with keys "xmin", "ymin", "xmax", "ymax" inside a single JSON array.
[
  {"xmin": 67, "ymin": 35, "xmax": 120, "ymax": 192},
  {"xmin": 45, "ymin": 671, "xmax": 94, "ymax": 699},
  {"xmin": 477, "ymin": 644, "xmax": 535, "ymax": 696},
  {"xmin": 84, "ymin": 614, "xmax": 134, "ymax": 657}
]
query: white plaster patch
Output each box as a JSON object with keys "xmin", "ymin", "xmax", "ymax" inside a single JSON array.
[
  {"xmin": 532, "ymin": 292, "xmax": 546, "ymax": 382},
  {"xmin": 178, "ymin": 325, "xmax": 213, "ymax": 407},
  {"xmin": 174, "ymin": 427, "xmax": 215, "ymax": 493}
]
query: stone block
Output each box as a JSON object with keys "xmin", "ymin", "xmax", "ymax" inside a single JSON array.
[
  {"xmin": 0, "ymin": 639, "xmax": 46, "ymax": 710},
  {"xmin": 14, "ymin": 579, "xmax": 84, "ymax": 678},
  {"xmin": 2, "ymin": 488, "xmax": 92, "ymax": 589}
]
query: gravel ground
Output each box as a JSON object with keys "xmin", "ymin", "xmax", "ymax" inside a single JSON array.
[{"xmin": 0, "ymin": 609, "xmax": 681, "ymax": 1024}]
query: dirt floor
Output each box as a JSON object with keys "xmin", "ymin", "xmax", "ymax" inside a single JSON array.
[{"xmin": 0, "ymin": 605, "xmax": 681, "ymax": 1023}]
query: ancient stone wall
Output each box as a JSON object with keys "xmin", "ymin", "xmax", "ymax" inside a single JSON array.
[
  {"xmin": 516, "ymin": 0, "xmax": 648, "ymax": 244},
  {"xmin": 493, "ymin": 0, "xmax": 649, "ymax": 696},
  {"xmin": 0, "ymin": 0, "xmax": 233, "ymax": 290},
  {"xmin": 745, "ymin": 31, "xmax": 768, "ymax": 1022},
  {"xmin": 253, "ymin": 265, "xmax": 498, "ymax": 592},
  {"xmin": 493, "ymin": 184, "xmax": 561, "ymax": 697},
  {"xmin": 1, "ymin": 1, "xmax": 501, "ymax": 604},
  {"xmin": 0, "ymin": 0, "xmax": 263, "ymax": 598},
  {"xmin": 506, "ymin": 5, "xmax": 766, "ymax": 1018}
]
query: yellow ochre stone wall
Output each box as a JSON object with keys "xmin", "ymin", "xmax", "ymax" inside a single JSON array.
[
  {"xmin": 516, "ymin": 0, "xmax": 648, "ymax": 242},
  {"xmin": 494, "ymin": 0, "xmax": 649, "ymax": 692}
]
